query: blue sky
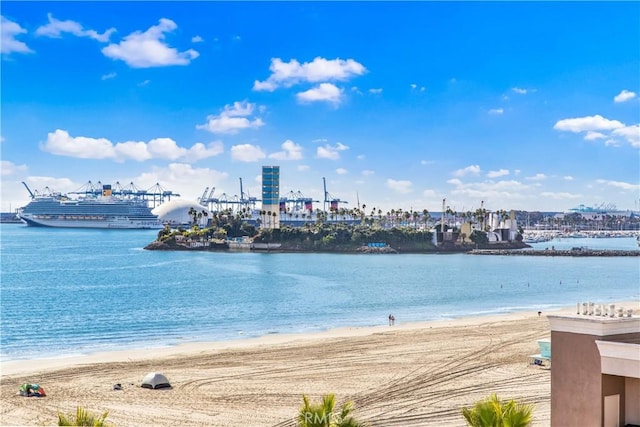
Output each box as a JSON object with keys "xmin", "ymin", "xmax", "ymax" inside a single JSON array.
[{"xmin": 2, "ymin": 1, "xmax": 639, "ymax": 214}]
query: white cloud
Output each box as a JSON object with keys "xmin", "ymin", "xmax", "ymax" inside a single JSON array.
[
  {"xmin": 336, "ymin": 168, "xmax": 348, "ymax": 175},
  {"xmin": 369, "ymin": 88, "xmax": 383, "ymax": 94},
  {"xmin": 191, "ymin": 35, "xmax": 203, "ymax": 43},
  {"xmin": 526, "ymin": 173, "xmax": 547, "ymax": 181},
  {"xmin": 447, "ymin": 179, "xmax": 536, "ymax": 201},
  {"xmin": 512, "ymin": 87, "xmax": 528, "ymax": 94},
  {"xmin": 134, "ymin": 163, "xmax": 228, "ymax": 201},
  {"xmin": 487, "ymin": 169, "xmax": 509, "ymax": 178},
  {"xmin": 296, "ymin": 83, "xmax": 343, "ymax": 105},
  {"xmin": 596, "ymin": 179, "xmax": 640, "ymax": 191},
  {"xmin": 1, "ymin": 16, "xmax": 33, "ymax": 54},
  {"xmin": 554, "ymin": 114, "xmax": 638, "ymax": 148},
  {"xmin": 197, "ymin": 101, "xmax": 265, "ymax": 134},
  {"xmin": 316, "ymin": 142, "xmax": 349, "ymax": 160},
  {"xmin": 43, "ymin": 129, "xmax": 114, "ymax": 159},
  {"xmin": 361, "ymin": 169, "xmax": 374, "ymax": 176},
  {"xmin": 230, "ymin": 144, "xmax": 266, "ymax": 162},
  {"xmin": 553, "ymin": 114, "xmax": 624, "ymax": 132},
  {"xmin": 540, "ymin": 191, "xmax": 582, "ymax": 200},
  {"xmin": 297, "ymin": 165, "xmax": 310, "ymax": 171},
  {"xmin": 453, "ymin": 165, "xmax": 481, "ymax": 177},
  {"xmin": 488, "ymin": 108, "xmax": 504, "ymax": 115},
  {"xmin": 102, "ymin": 18, "xmax": 199, "ymax": 68},
  {"xmin": 423, "ymin": 189, "xmax": 438, "ymax": 198},
  {"xmin": 605, "ymin": 139, "xmax": 620, "ymax": 147},
  {"xmin": 584, "ymin": 131, "xmax": 607, "ymax": 140},
  {"xmin": 386, "ymin": 179, "xmax": 413, "ymax": 194},
  {"xmin": 614, "ymin": 89, "xmax": 637, "ymax": 103},
  {"xmin": 101, "ymin": 72, "xmax": 117, "ymax": 80},
  {"xmin": 36, "ymin": 13, "xmax": 115, "ymax": 42},
  {"xmin": 1, "ymin": 160, "xmax": 28, "ymax": 176},
  {"xmin": 612, "ymin": 124, "xmax": 640, "ymax": 148},
  {"xmin": 41, "ymin": 129, "xmax": 223, "ymax": 162},
  {"xmin": 24, "ymin": 176, "xmax": 77, "ymax": 193},
  {"xmin": 269, "ymin": 139, "xmax": 303, "ymax": 160},
  {"xmin": 253, "ymin": 56, "xmax": 366, "ymax": 91},
  {"xmin": 564, "ymin": 176, "xmax": 574, "ymax": 181},
  {"xmin": 147, "ymin": 138, "xmax": 224, "ymax": 162},
  {"xmin": 421, "ymin": 159, "xmax": 435, "ymax": 165}
]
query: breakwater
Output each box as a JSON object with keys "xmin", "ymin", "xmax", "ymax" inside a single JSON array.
[{"xmin": 469, "ymin": 249, "xmax": 640, "ymax": 257}]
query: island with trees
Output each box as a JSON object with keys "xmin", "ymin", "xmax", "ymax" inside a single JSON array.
[{"xmin": 144, "ymin": 207, "xmax": 530, "ymax": 254}]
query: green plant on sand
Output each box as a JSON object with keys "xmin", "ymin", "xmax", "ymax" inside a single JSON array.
[
  {"xmin": 461, "ymin": 393, "xmax": 534, "ymax": 427},
  {"xmin": 58, "ymin": 407, "xmax": 112, "ymax": 426},
  {"xmin": 297, "ymin": 393, "xmax": 366, "ymax": 427}
]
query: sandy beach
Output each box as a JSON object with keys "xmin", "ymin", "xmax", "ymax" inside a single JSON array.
[{"xmin": 1, "ymin": 301, "xmax": 636, "ymax": 427}]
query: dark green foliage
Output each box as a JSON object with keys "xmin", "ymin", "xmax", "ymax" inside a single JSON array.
[
  {"xmin": 470, "ymin": 230, "xmax": 489, "ymax": 245},
  {"xmin": 252, "ymin": 223, "xmax": 435, "ymax": 251}
]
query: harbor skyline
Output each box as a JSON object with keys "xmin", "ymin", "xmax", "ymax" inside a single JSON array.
[{"xmin": 2, "ymin": 2, "xmax": 639, "ymax": 214}]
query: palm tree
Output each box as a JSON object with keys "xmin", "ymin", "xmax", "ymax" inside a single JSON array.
[
  {"xmin": 461, "ymin": 393, "xmax": 534, "ymax": 427},
  {"xmin": 297, "ymin": 393, "xmax": 366, "ymax": 427},
  {"xmin": 188, "ymin": 207, "xmax": 198, "ymax": 225},
  {"xmin": 422, "ymin": 209, "xmax": 430, "ymax": 229}
]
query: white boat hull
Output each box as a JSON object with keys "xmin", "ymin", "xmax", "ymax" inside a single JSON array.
[{"xmin": 19, "ymin": 214, "xmax": 163, "ymax": 229}]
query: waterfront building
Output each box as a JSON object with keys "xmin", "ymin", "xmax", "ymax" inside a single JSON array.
[
  {"xmin": 549, "ymin": 307, "xmax": 640, "ymax": 426},
  {"xmin": 261, "ymin": 166, "xmax": 280, "ymax": 229}
]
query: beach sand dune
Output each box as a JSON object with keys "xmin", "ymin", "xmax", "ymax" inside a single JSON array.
[{"xmin": 1, "ymin": 311, "xmax": 555, "ymax": 426}]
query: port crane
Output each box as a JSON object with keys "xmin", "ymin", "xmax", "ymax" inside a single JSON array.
[
  {"xmin": 279, "ymin": 190, "xmax": 319, "ymax": 214},
  {"xmin": 198, "ymin": 179, "xmax": 260, "ymax": 213},
  {"xmin": 67, "ymin": 180, "xmax": 179, "ymax": 207},
  {"xmin": 323, "ymin": 177, "xmax": 348, "ymax": 212}
]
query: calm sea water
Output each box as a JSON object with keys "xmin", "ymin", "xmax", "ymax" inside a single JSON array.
[{"xmin": 1, "ymin": 224, "xmax": 638, "ymax": 362}]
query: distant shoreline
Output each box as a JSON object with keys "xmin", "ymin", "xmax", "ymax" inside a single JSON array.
[{"xmin": 470, "ymin": 248, "xmax": 640, "ymax": 257}]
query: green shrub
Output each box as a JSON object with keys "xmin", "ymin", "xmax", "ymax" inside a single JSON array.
[{"xmin": 58, "ymin": 407, "xmax": 112, "ymax": 426}]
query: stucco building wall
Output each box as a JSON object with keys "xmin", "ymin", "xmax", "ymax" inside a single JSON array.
[{"xmin": 549, "ymin": 314, "xmax": 640, "ymax": 427}]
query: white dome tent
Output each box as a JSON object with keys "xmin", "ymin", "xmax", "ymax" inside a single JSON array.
[
  {"xmin": 141, "ymin": 372, "xmax": 172, "ymax": 389},
  {"xmin": 152, "ymin": 199, "xmax": 211, "ymax": 227}
]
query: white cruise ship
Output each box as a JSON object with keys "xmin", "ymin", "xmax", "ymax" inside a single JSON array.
[{"xmin": 17, "ymin": 183, "xmax": 163, "ymax": 229}]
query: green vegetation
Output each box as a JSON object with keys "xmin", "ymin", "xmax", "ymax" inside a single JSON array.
[
  {"xmin": 254, "ymin": 222, "xmax": 435, "ymax": 252},
  {"xmin": 461, "ymin": 393, "xmax": 534, "ymax": 427},
  {"xmin": 156, "ymin": 208, "xmax": 437, "ymax": 252},
  {"xmin": 157, "ymin": 209, "xmax": 258, "ymax": 243},
  {"xmin": 297, "ymin": 394, "xmax": 366, "ymax": 427},
  {"xmin": 470, "ymin": 230, "xmax": 489, "ymax": 245},
  {"xmin": 58, "ymin": 407, "xmax": 112, "ymax": 426},
  {"xmin": 152, "ymin": 206, "xmax": 534, "ymax": 252}
]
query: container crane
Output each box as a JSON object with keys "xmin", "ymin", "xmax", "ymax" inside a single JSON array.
[{"xmin": 323, "ymin": 177, "xmax": 348, "ymax": 212}]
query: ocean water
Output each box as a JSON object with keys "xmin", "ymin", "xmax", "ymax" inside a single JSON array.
[{"xmin": 1, "ymin": 224, "xmax": 638, "ymax": 362}]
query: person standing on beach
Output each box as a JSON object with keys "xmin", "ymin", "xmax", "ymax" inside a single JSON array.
[{"xmin": 389, "ymin": 314, "xmax": 395, "ymax": 326}]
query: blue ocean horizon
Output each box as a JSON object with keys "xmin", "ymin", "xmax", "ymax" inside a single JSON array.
[{"xmin": 1, "ymin": 224, "xmax": 638, "ymax": 363}]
